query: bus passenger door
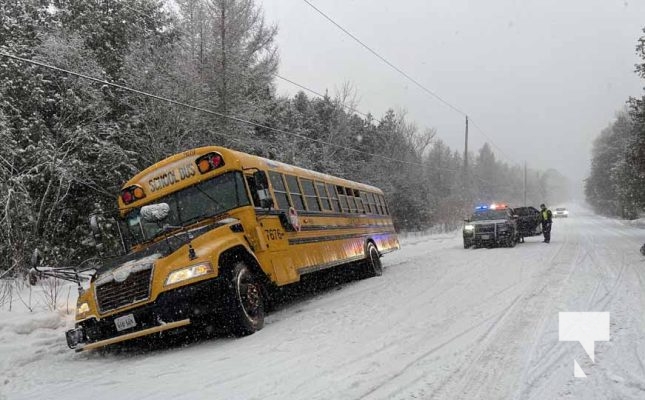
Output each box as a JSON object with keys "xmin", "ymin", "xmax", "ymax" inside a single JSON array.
[{"xmin": 244, "ymin": 171, "xmax": 298, "ymax": 285}]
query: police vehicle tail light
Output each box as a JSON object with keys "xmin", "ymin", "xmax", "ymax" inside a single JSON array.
[
  {"xmin": 196, "ymin": 152, "xmax": 225, "ymax": 174},
  {"xmin": 121, "ymin": 185, "xmax": 146, "ymax": 205}
]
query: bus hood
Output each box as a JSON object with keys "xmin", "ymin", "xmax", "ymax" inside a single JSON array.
[{"xmin": 94, "ymin": 218, "xmax": 239, "ymax": 278}]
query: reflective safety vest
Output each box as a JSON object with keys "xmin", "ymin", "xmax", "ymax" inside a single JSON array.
[{"xmin": 542, "ymin": 210, "xmax": 549, "ymax": 220}]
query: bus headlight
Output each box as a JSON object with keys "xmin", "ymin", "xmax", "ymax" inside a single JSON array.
[
  {"xmin": 165, "ymin": 263, "xmax": 214, "ymax": 286},
  {"xmin": 464, "ymin": 224, "xmax": 475, "ymax": 231},
  {"xmin": 77, "ymin": 302, "xmax": 90, "ymax": 315}
]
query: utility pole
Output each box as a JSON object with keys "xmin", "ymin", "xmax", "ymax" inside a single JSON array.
[
  {"xmin": 524, "ymin": 160, "xmax": 526, "ymax": 207},
  {"xmin": 463, "ymin": 116, "xmax": 469, "ymax": 207},
  {"xmin": 464, "ymin": 116, "xmax": 469, "ymax": 173}
]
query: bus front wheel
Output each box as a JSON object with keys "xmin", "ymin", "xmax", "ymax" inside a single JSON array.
[
  {"xmin": 226, "ymin": 262, "xmax": 265, "ymax": 336},
  {"xmin": 362, "ymin": 242, "xmax": 383, "ymax": 278}
]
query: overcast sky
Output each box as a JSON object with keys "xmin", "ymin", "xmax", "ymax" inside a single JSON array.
[{"xmin": 259, "ymin": 0, "xmax": 645, "ymax": 193}]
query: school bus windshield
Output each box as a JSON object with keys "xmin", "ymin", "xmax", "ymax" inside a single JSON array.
[{"xmin": 122, "ymin": 171, "xmax": 249, "ymax": 246}]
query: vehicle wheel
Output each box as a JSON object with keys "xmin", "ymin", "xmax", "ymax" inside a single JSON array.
[
  {"xmin": 362, "ymin": 242, "xmax": 383, "ymax": 278},
  {"xmin": 463, "ymin": 240, "xmax": 471, "ymax": 249},
  {"xmin": 507, "ymin": 235, "xmax": 516, "ymax": 248},
  {"xmin": 225, "ymin": 262, "xmax": 265, "ymax": 336}
]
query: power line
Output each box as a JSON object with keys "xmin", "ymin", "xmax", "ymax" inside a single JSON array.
[
  {"xmin": 468, "ymin": 119, "xmax": 519, "ymax": 165},
  {"xmin": 301, "ymin": 0, "xmax": 467, "ymax": 117},
  {"xmin": 124, "ymin": 0, "xmax": 507, "ymax": 168},
  {"xmin": 274, "ymin": 74, "xmax": 371, "ymax": 119},
  {"xmin": 301, "ymin": 0, "xmax": 520, "ymax": 166},
  {"xmin": 108, "ymin": 0, "xmax": 518, "ymax": 168},
  {"xmin": 0, "ymin": 51, "xmax": 457, "ymax": 172},
  {"xmin": 0, "ymin": 54, "xmax": 520, "ymax": 188},
  {"xmin": 126, "ymin": 0, "xmax": 371, "ymax": 119}
]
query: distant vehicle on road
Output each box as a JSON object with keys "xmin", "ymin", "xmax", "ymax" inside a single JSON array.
[
  {"xmin": 512, "ymin": 206, "xmax": 543, "ymax": 238},
  {"xmin": 553, "ymin": 207, "xmax": 569, "ymax": 218},
  {"xmin": 463, "ymin": 204, "xmax": 519, "ymax": 248}
]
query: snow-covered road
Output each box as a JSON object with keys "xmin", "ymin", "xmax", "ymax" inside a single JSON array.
[{"xmin": 2, "ymin": 208, "xmax": 645, "ymax": 400}]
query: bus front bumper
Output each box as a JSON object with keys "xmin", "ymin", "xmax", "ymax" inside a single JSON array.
[{"xmin": 66, "ymin": 277, "xmax": 228, "ymax": 351}]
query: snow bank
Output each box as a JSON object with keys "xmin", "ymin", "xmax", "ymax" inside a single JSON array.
[
  {"xmin": 4, "ymin": 313, "xmax": 66, "ymax": 335},
  {"xmin": 622, "ymin": 217, "xmax": 645, "ymax": 229}
]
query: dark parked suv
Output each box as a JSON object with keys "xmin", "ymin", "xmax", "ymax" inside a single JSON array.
[
  {"xmin": 513, "ymin": 206, "xmax": 543, "ymax": 239},
  {"xmin": 463, "ymin": 205, "xmax": 519, "ymax": 248}
]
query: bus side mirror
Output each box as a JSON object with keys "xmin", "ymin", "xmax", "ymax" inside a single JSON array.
[{"xmin": 253, "ymin": 171, "xmax": 273, "ymax": 209}]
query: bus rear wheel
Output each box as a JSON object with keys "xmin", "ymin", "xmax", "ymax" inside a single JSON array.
[
  {"xmin": 362, "ymin": 242, "xmax": 383, "ymax": 278},
  {"xmin": 225, "ymin": 262, "xmax": 265, "ymax": 336}
]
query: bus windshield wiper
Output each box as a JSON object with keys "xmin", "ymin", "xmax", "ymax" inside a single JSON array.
[{"xmin": 179, "ymin": 213, "xmax": 213, "ymax": 229}]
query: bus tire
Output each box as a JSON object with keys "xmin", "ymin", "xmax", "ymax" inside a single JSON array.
[
  {"xmin": 362, "ymin": 242, "xmax": 383, "ymax": 278},
  {"xmin": 225, "ymin": 261, "xmax": 265, "ymax": 336}
]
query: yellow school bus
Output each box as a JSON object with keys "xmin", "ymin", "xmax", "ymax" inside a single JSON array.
[{"xmin": 66, "ymin": 146, "xmax": 399, "ymax": 350}]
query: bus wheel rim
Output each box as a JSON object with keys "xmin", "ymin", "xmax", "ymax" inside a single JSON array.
[{"xmin": 237, "ymin": 270, "xmax": 261, "ymax": 320}]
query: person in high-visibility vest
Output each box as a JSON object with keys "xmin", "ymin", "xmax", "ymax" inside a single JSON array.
[{"xmin": 539, "ymin": 203, "xmax": 553, "ymax": 243}]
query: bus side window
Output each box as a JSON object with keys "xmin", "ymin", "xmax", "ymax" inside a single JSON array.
[
  {"xmin": 285, "ymin": 175, "xmax": 306, "ymax": 211},
  {"xmin": 367, "ymin": 192, "xmax": 378, "ymax": 214},
  {"xmin": 345, "ymin": 187, "xmax": 357, "ymax": 213},
  {"xmin": 336, "ymin": 185, "xmax": 348, "ymax": 212},
  {"xmin": 378, "ymin": 194, "xmax": 389, "ymax": 215},
  {"xmin": 373, "ymin": 193, "xmax": 384, "ymax": 214},
  {"xmin": 360, "ymin": 191, "xmax": 371, "ymax": 214},
  {"xmin": 353, "ymin": 189, "xmax": 365, "ymax": 213},
  {"xmin": 316, "ymin": 182, "xmax": 332, "ymax": 211},
  {"xmin": 327, "ymin": 183, "xmax": 339, "ymax": 212},
  {"xmin": 268, "ymin": 172, "xmax": 291, "ymax": 210},
  {"xmin": 301, "ymin": 179, "xmax": 321, "ymax": 212}
]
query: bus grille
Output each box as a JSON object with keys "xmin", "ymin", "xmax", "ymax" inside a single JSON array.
[{"xmin": 96, "ymin": 268, "xmax": 152, "ymax": 313}]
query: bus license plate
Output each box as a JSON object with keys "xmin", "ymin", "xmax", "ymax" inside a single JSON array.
[
  {"xmin": 481, "ymin": 234, "xmax": 490, "ymax": 240},
  {"xmin": 115, "ymin": 314, "xmax": 136, "ymax": 331}
]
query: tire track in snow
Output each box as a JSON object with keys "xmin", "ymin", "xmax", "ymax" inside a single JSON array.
[
  {"xmin": 358, "ymin": 292, "xmax": 525, "ymax": 400},
  {"xmin": 286, "ymin": 244, "xmax": 520, "ymax": 399},
  {"xmin": 516, "ymin": 212, "xmax": 645, "ymax": 399},
  {"xmin": 368, "ymin": 234, "xmax": 575, "ymax": 399}
]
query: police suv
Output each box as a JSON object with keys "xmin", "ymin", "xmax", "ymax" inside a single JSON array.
[{"xmin": 463, "ymin": 204, "xmax": 519, "ymax": 248}]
